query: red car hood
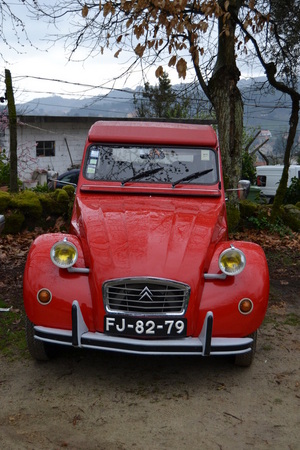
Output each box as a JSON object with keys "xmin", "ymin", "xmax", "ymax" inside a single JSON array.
[{"xmin": 73, "ymin": 194, "xmax": 227, "ymax": 290}]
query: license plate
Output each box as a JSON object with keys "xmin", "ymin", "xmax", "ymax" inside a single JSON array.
[{"xmin": 104, "ymin": 316, "xmax": 187, "ymax": 337}]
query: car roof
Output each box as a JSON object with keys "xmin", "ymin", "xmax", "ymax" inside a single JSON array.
[{"xmin": 88, "ymin": 121, "xmax": 218, "ymax": 148}]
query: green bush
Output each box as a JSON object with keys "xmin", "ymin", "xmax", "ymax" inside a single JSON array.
[
  {"xmin": 239, "ymin": 200, "xmax": 259, "ymax": 218},
  {"xmin": 0, "ymin": 150, "xmax": 10, "ymax": 187},
  {"xmin": 38, "ymin": 192, "xmax": 60, "ymax": 215},
  {"xmin": 0, "ymin": 187, "xmax": 75, "ymax": 234},
  {"xmin": 226, "ymin": 203, "xmax": 241, "ymax": 232},
  {"xmin": 3, "ymin": 210, "xmax": 25, "ymax": 234},
  {"xmin": 62, "ymin": 185, "xmax": 75, "ymax": 198},
  {"xmin": 32, "ymin": 183, "xmax": 49, "ymax": 193},
  {"xmin": 55, "ymin": 189, "xmax": 70, "ymax": 215},
  {"xmin": 0, "ymin": 191, "xmax": 11, "ymax": 212},
  {"xmin": 239, "ymin": 200, "xmax": 293, "ymax": 234},
  {"xmin": 284, "ymin": 177, "xmax": 300, "ymax": 205},
  {"xmin": 241, "ymin": 151, "xmax": 256, "ymax": 184},
  {"xmin": 10, "ymin": 191, "xmax": 43, "ymax": 219},
  {"xmin": 282, "ymin": 205, "xmax": 300, "ymax": 232}
]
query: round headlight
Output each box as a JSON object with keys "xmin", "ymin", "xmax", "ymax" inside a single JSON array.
[
  {"xmin": 218, "ymin": 246, "xmax": 246, "ymax": 276},
  {"xmin": 50, "ymin": 239, "xmax": 78, "ymax": 268}
]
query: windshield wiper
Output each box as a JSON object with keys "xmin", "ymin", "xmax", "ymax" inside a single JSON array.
[
  {"xmin": 172, "ymin": 168, "xmax": 213, "ymax": 188},
  {"xmin": 121, "ymin": 167, "xmax": 163, "ymax": 186}
]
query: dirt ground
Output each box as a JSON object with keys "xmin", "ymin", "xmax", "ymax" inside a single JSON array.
[{"xmin": 0, "ymin": 229, "xmax": 299, "ymax": 450}]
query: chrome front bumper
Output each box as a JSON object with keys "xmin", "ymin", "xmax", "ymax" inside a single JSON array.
[{"xmin": 33, "ymin": 300, "xmax": 253, "ymax": 357}]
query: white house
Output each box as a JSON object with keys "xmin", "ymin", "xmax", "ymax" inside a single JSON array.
[{"xmin": 1, "ymin": 115, "xmax": 100, "ymax": 186}]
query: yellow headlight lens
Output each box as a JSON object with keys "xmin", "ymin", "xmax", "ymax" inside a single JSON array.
[
  {"xmin": 50, "ymin": 240, "xmax": 78, "ymax": 268},
  {"xmin": 218, "ymin": 246, "xmax": 246, "ymax": 276}
]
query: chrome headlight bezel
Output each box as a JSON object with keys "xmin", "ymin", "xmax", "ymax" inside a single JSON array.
[
  {"xmin": 50, "ymin": 239, "xmax": 78, "ymax": 269},
  {"xmin": 218, "ymin": 246, "xmax": 246, "ymax": 276}
]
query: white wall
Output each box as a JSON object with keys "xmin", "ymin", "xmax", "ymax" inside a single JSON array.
[{"xmin": 4, "ymin": 116, "xmax": 99, "ymax": 183}]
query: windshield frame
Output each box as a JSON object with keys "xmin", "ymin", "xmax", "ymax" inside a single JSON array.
[{"xmin": 82, "ymin": 143, "xmax": 220, "ymax": 188}]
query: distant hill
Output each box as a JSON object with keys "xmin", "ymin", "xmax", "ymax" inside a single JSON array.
[
  {"xmin": 16, "ymin": 88, "xmax": 136, "ymax": 118},
  {"xmin": 13, "ymin": 77, "xmax": 298, "ymax": 138},
  {"xmin": 239, "ymin": 77, "xmax": 294, "ymax": 131}
]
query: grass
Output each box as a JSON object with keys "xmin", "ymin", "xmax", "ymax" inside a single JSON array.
[
  {"xmin": 0, "ymin": 299, "xmax": 28, "ymax": 359},
  {"xmin": 283, "ymin": 313, "xmax": 300, "ymax": 326},
  {"xmin": 265, "ymin": 250, "xmax": 296, "ymax": 268}
]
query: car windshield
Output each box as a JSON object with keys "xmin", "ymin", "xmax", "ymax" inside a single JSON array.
[{"xmin": 83, "ymin": 145, "xmax": 218, "ymax": 186}]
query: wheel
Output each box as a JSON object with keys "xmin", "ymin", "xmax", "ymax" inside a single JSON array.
[
  {"xmin": 25, "ymin": 316, "xmax": 54, "ymax": 361},
  {"xmin": 234, "ymin": 331, "xmax": 257, "ymax": 367}
]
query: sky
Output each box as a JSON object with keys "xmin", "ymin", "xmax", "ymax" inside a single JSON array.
[
  {"xmin": 1, "ymin": 1, "xmax": 187, "ymax": 104},
  {"xmin": 1, "ymin": 1, "xmax": 262, "ymax": 105}
]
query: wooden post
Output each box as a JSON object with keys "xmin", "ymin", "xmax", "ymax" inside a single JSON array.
[{"xmin": 5, "ymin": 69, "xmax": 18, "ymax": 192}]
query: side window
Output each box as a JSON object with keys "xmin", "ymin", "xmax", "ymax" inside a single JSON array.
[
  {"xmin": 257, "ymin": 175, "xmax": 266, "ymax": 187},
  {"xmin": 64, "ymin": 174, "xmax": 77, "ymax": 183},
  {"xmin": 71, "ymin": 173, "xmax": 79, "ymax": 184},
  {"xmin": 36, "ymin": 141, "xmax": 55, "ymax": 157}
]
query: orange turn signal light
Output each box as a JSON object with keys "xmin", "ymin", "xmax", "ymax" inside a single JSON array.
[
  {"xmin": 239, "ymin": 298, "xmax": 253, "ymax": 315},
  {"xmin": 37, "ymin": 288, "xmax": 52, "ymax": 305}
]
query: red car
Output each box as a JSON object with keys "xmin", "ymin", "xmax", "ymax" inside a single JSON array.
[{"xmin": 24, "ymin": 120, "xmax": 269, "ymax": 366}]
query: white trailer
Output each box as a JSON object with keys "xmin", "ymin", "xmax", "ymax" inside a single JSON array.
[{"xmin": 256, "ymin": 165, "xmax": 300, "ymax": 203}]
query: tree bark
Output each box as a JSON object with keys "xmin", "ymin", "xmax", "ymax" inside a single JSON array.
[
  {"xmin": 208, "ymin": 66, "xmax": 243, "ymax": 193},
  {"xmin": 208, "ymin": 1, "xmax": 244, "ymax": 199},
  {"xmin": 271, "ymin": 95, "xmax": 299, "ymax": 221},
  {"xmin": 5, "ymin": 69, "xmax": 18, "ymax": 193}
]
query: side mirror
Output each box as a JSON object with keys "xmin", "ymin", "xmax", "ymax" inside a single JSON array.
[{"xmin": 238, "ymin": 180, "xmax": 250, "ymax": 200}]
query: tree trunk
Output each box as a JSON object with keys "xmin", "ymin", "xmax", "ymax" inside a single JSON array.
[
  {"xmin": 5, "ymin": 69, "xmax": 18, "ymax": 193},
  {"xmin": 208, "ymin": 66, "xmax": 243, "ymax": 194},
  {"xmin": 208, "ymin": 1, "xmax": 244, "ymax": 200},
  {"xmin": 271, "ymin": 96, "xmax": 299, "ymax": 221}
]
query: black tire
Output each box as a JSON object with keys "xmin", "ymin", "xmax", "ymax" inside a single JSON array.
[
  {"xmin": 25, "ymin": 316, "xmax": 54, "ymax": 361},
  {"xmin": 234, "ymin": 331, "xmax": 257, "ymax": 367}
]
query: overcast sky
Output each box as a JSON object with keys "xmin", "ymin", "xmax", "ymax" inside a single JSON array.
[
  {"xmin": 1, "ymin": 2, "xmax": 260, "ymax": 105},
  {"xmin": 1, "ymin": 2, "xmax": 175, "ymax": 104}
]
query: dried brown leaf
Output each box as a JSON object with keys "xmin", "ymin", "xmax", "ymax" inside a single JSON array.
[
  {"xmin": 114, "ymin": 49, "xmax": 122, "ymax": 58},
  {"xmin": 82, "ymin": 5, "xmax": 89, "ymax": 18},
  {"xmin": 168, "ymin": 55, "xmax": 177, "ymax": 67},
  {"xmin": 155, "ymin": 66, "xmax": 164, "ymax": 78},
  {"xmin": 176, "ymin": 58, "xmax": 187, "ymax": 79}
]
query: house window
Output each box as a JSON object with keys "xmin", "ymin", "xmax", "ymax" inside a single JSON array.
[{"xmin": 36, "ymin": 141, "xmax": 55, "ymax": 157}]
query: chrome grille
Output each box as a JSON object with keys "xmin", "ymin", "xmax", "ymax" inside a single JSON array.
[{"xmin": 103, "ymin": 278, "xmax": 190, "ymax": 316}]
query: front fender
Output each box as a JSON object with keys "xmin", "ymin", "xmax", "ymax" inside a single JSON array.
[
  {"xmin": 198, "ymin": 241, "xmax": 269, "ymax": 337},
  {"xmin": 23, "ymin": 233, "xmax": 94, "ymax": 330}
]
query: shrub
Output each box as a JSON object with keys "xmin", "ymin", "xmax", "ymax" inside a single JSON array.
[
  {"xmin": 226, "ymin": 203, "xmax": 240, "ymax": 232},
  {"xmin": 62, "ymin": 185, "xmax": 75, "ymax": 198},
  {"xmin": 282, "ymin": 205, "xmax": 300, "ymax": 232},
  {"xmin": 239, "ymin": 199, "xmax": 293, "ymax": 235},
  {"xmin": 3, "ymin": 210, "xmax": 25, "ymax": 234},
  {"xmin": 0, "ymin": 150, "xmax": 10, "ymax": 187},
  {"xmin": 239, "ymin": 200, "xmax": 259, "ymax": 218},
  {"xmin": 0, "ymin": 187, "xmax": 76, "ymax": 233},
  {"xmin": 32, "ymin": 183, "xmax": 49, "ymax": 193},
  {"xmin": 0, "ymin": 191, "xmax": 11, "ymax": 212},
  {"xmin": 241, "ymin": 151, "xmax": 256, "ymax": 184},
  {"xmin": 284, "ymin": 177, "xmax": 300, "ymax": 205},
  {"xmin": 10, "ymin": 191, "xmax": 42, "ymax": 219},
  {"xmin": 58, "ymin": 189, "xmax": 69, "ymax": 202}
]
